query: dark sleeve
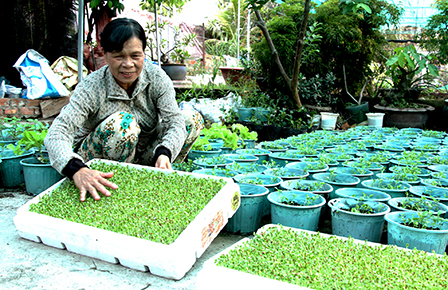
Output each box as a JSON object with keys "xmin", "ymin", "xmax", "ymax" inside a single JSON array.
[
  {"xmin": 62, "ymin": 158, "xmax": 88, "ymax": 180},
  {"xmin": 152, "ymin": 146, "xmax": 172, "ymax": 166}
]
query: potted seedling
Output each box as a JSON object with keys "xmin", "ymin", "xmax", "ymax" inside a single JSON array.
[
  {"xmin": 231, "ymin": 124, "xmax": 258, "ymax": 149},
  {"xmin": 189, "ymin": 137, "xmax": 222, "ymax": 161},
  {"xmin": 313, "ymin": 171, "xmax": 360, "ymax": 199},
  {"xmin": 268, "ymin": 190, "xmax": 326, "ymax": 231},
  {"xmin": 361, "ymin": 178, "xmax": 412, "ymax": 199},
  {"xmin": 385, "ymin": 211, "xmax": 448, "ymax": 254},
  {"xmin": 17, "ymin": 120, "xmax": 63, "ymax": 195},
  {"xmin": 0, "ymin": 118, "xmax": 46, "ymax": 188},
  {"xmin": 329, "ymin": 198, "xmax": 390, "ymax": 243},
  {"xmin": 387, "ymin": 196, "xmax": 448, "ymax": 216}
]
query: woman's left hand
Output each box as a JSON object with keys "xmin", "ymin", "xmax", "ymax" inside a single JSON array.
[{"xmin": 155, "ymin": 154, "xmax": 172, "ymax": 170}]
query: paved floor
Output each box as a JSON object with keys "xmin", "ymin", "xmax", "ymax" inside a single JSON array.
[{"xmin": 0, "ymin": 187, "xmax": 248, "ymax": 290}]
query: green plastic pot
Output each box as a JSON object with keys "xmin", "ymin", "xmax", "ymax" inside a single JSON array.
[
  {"xmin": 268, "ymin": 151, "xmax": 305, "ymax": 167},
  {"xmin": 361, "ymin": 179, "xmax": 412, "ymax": 198},
  {"xmin": 387, "ymin": 197, "xmax": 448, "ymax": 216},
  {"xmin": 237, "ymin": 107, "xmax": 254, "ymax": 122},
  {"xmin": 225, "ymin": 184, "xmax": 269, "ymax": 234},
  {"xmin": 0, "ymin": 149, "xmax": 34, "ymax": 188},
  {"xmin": 20, "ymin": 156, "xmax": 64, "ymax": 195},
  {"xmin": 263, "ymin": 167, "xmax": 309, "ymax": 180},
  {"xmin": 335, "ymin": 188, "xmax": 391, "ymax": 203},
  {"xmin": 225, "ymin": 162, "xmax": 268, "ymax": 174},
  {"xmin": 409, "ymin": 186, "xmax": 448, "ymax": 210},
  {"xmin": 235, "ymin": 148, "xmax": 271, "ymax": 164},
  {"xmin": 268, "ymin": 190, "xmax": 326, "ymax": 231},
  {"xmin": 285, "ymin": 161, "xmax": 329, "ymax": 178},
  {"xmin": 331, "ymin": 166, "xmax": 373, "ymax": 186},
  {"xmin": 188, "ymin": 148, "xmax": 222, "ymax": 161},
  {"xmin": 233, "ymin": 173, "xmax": 283, "ymax": 217},
  {"xmin": 312, "ymin": 172, "xmax": 360, "ymax": 200},
  {"xmin": 223, "ymin": 154, "xmax": 258, "ymax": 164},
  {"xmin": 385, "ymin": 211, "xmax": 448, "ymax": 255},
  {"xmin": 280, "ymin": 179, "xmax": 333, "ymax": 197},
  {"xmin": 193, "ymin": 156, "xmax": 234, "ymax": 169},
  {"xmin": 329, "ymin": 198, "xmax": 390, "ymax": 243},
  {"xmin": 192, "ymin": 168, "xmax": 239, "ymax": 178}
]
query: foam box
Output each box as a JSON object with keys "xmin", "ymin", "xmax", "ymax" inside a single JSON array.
[
  {"xmin": 197, "ymin": 224, "xmax": 439, "ymax": 290},
  {"xmin": 14, "ymin": 159, "xmax": 241, "ymax": 280}
]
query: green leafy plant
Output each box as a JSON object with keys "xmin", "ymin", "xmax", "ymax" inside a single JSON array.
[
  {"xmin": 380, "ymin": 44, "xmax": 439, "ymax": 108},
  {"xmin": 231, "ymin": 124, "xmax": 258, "ymax": 141},
  {"xmin": 191, "ymin": 137, "xmax": 213, "ymax": 151}
]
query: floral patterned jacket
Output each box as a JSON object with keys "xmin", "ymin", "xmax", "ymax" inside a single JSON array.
[{"xmin": 44, "ymin": 61, "xmax": 186, "ymax": 174}]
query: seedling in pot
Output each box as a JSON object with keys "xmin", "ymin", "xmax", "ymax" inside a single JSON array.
[
  {"xmin": 279, "ymin": 192, "xmax": 319, "ymax": 206},
  {"xmin": 399, "ymin": 211, "xmax": 448, "ymax": 230}
]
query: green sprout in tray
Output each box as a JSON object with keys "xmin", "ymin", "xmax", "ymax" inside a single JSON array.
[
  {"xmin": 29, "ymin": 160, "xmax": 226, "ymax": 245},
  {"xmin": 216, "ymin": 226, "xmax": 448, "ymax": 289}
]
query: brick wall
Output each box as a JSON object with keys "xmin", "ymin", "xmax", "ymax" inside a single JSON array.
[{"xmin": 0, "ymin": 98, "xmax": 41, "ymax": 119}]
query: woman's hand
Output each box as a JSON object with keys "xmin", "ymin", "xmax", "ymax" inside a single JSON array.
[
  {"xmin": 73, "ymin": 167, "xmax": 118, "ymax": 202},
  {"xmin": 155, "ymin": 154, "xmax": 172, "ymax": 170}
]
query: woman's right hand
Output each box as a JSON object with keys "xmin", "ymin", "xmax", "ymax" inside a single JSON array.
[{"xmin": 73, "ymin": 167, "xmax": 118, "ymax": 202}]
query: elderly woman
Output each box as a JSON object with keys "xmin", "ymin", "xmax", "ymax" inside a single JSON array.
[{"xmin": 45, "ymin": 18, "xmax": 203, "ymax": 202}]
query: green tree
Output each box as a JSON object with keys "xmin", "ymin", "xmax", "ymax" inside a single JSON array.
[
  {"xmin": 250, "ymin": 0, "xmax": 401, "ymax": 107},
  {"xmin": 249, "ymin": 0, "xmax": 313, "ymax": 107},
  {"xmin": 419, "ymin": 1, "xmax": 448, "ymax": 65}
]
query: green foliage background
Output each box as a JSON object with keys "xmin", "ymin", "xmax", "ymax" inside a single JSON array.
[{"xmin": 250, "ymin": 0, "xmax": 402, "ymax": 107}]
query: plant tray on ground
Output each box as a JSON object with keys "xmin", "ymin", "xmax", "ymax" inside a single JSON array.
[
  {"xmin": 198, "ymin": 225, "xmax": 448, "ymax": 289},
  {"xmin": 14, "ymin": 159, "xmax": 240, "ymax": 280}
]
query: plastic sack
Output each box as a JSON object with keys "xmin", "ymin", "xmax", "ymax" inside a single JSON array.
[
  {"xmin": 180, "ymin": 92, "xmax": 238, "ymax": 124},
  {"xmin": 0, "ymin": 81, "xmax": 5, "ymax": 98},
  {"xmin": 13, "ymin": 49, "xmax": 70, "ymax": 99},
  {"xmin": 51, "ymin": 56, "xmax": 88, "ymax": 90}
]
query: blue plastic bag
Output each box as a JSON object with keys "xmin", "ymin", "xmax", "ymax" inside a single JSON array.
[{"xmin": 13, "ymin": 49, "xmax": 70, "ymax": 99}]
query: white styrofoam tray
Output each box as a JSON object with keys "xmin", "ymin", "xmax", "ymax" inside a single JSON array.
[
  {"xmin": 197, "ymin": 224, "xmax": 441, "ymax": 290},
  {"xmin": 14, "ymin": 159, "xmax": 240, "ymax": 280}
]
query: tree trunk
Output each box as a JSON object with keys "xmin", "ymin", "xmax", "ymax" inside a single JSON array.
[{"xmin": 253, "ymin": 0, "xmax": 312, "ymax": 108}]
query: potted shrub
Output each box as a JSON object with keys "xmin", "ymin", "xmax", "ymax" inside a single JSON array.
[
  {"xmin": 385, "ymin": 211, "xmax": 448, "ymax": 254},
  {"xmin": 144, "ymin": 20, "xmax": 196, "ymax": 80},
  {"xmin": 374, "ymin": 45, "xmax": 439, "ymax": 128},
  {"xmin": 328, "ymin": 198, "xmax": 390, "ymax": 243},
  {"xmin": 267, "ymin": 190, "xmax": 326, "ymax": 231}
]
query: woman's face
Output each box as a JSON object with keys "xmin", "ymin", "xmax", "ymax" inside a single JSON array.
[{"xmin": 106, "ymin": 37, "xmax": 144, "ymax": 92}]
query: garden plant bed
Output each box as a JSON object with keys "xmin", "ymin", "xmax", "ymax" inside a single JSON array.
[
  {"xmin": 13, "ymin": 159, "xmax": 240, "ymax": 280},
  {"xmin": 198, "ymin": 224, "xmax": 448, "ymax": 289}
]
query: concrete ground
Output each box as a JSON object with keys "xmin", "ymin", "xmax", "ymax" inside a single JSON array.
[{"xmin": 0, "ymin": 187, "xmax": 248, "ymax": 290}]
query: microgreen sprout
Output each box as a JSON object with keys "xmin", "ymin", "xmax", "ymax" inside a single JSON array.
[
  {"xmin": 29, "ymin": 161, "xmax": 226, "ymax": 245},
  {"xmin": 215, "ymin": 227, "xmax": 448, "ymax": 289}
]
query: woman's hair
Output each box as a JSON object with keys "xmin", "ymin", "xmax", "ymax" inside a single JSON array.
[{"xmin": 100, "ymin": 18, "xmax": 146, "ymax": 53}]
